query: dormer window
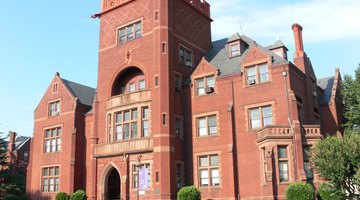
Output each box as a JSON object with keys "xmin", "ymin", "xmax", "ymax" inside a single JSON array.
[
  {"xmin": 246, "ymin": 63, "xmax": 269, "ymax": 85},
  {"xmin": 229, "ymin": 42, "xmax": 240, "ymax": 57}
]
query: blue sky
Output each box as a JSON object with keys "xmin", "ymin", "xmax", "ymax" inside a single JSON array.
[{"xmin": 0, "ymin": 0, "xmax": 359, "ymax": 137}]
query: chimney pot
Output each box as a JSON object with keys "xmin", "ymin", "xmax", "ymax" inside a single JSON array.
[{"xmin": 292, "ymin": 23, "xmax": 304, "ymax": 58}]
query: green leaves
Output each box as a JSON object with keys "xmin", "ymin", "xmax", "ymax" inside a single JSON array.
[
  {"xmin": 310, "ymin": 134, "xmax": 360, "ymax": 198},
  {"xmin": 286, "ymin": 182, "xmax": 315, "ymax": 200}
]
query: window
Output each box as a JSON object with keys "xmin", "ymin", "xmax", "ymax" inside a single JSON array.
[
  {"xmin": 24, "ymin": 152, "xmax": 29, "ymax": 162},
  {"xmin": 197, "ymin": 115, "xmax": 217, "ymax": 137},
  {"xmin": 52, "ymin": 83, "xmax": 58, "ymax": 93},
  {"xmin": 179, "ymin": 46, "xmax": 192, "ymax": 66},
  {"xmin": 139, "ymin": 80, "xmax": 146, "ymax": 91},
  {"xmin": 246, "ymin": 63, "xmax": 269, "ymax": 85},
  {"xmin": 110, "ymin": 106, "xmax": 149, "ymax": 141},
  {"xmin": 175, "ymin": 117, "xmax": 183, "ymax": 139},
  {"xmin": 49, "ymin": 101, "xmax": 60, "ymax": 116},
  {"xmin": 142, "ymin": 107, "xmax": 149, "ymax": 137},
  {"xmin": 230, "ymin": 43, "xmax": 240, "ymax": 57},
  {"xmin": 176, "ymin": 163, "xmax": 184, "ymax": 189},
  {"xmin": 44, "ymin": 127, "xmax": 61, "ymax": 153},
  {"xmin": 278, "ymin": 146, "xmax": 289, "ymax": 182},
  {"xmin": 261, "ymin": 147, "xmax": 267, "ymax": 182},
  {"xmin": 174, "ymin": 73, "xmax": 181, "ymax": 91},
  {"xmin": 249, "ymin": 106, "xmax": 272, "ymax": 129},
  {"xmin": 196, "ymin": 75, "xmax": 215, "ymax": 96},
  {"xmin": 115, "ymin": 109, "xmax": 138, "ymax": 141},
  {"xmin": 133, "ymin": 163, "xmax": 150, "ymax": 189},
  {"xmin": 198, "ymin": 155, "xmax": 220, "ymax": 187},
  {"xmin": 118, "ymin": 21, "xmax": 142, "ymax": 44},
  {"xmin": 129, "ymin": 83, "xmax": 136, "ymax": 93},
  {"xmin": 42, "ymin": 166, "xmax": 59, "ymax": 192},
  {"xmin": 303, "ymin": 146, "xmax": 313, "ymax": 181}
]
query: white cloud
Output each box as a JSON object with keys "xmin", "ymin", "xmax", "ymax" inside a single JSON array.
[{"xmin": 208, "ymin": 0, "xmax": 360, "ymax": 44}]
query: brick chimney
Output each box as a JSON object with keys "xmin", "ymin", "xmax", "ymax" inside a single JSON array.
[
  {"xmin": 9, "ymin": 131, "xmax": 16, "ymax": 152},
  {"xmin": 292, "ymin": 23, "xmax": 304, "ymax": 58}
]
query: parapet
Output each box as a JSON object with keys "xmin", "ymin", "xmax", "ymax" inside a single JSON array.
[
  {"xmin": 183, "ymin": 0, "xmax": 211, "ymax": 18},
  {"xmin": 101, "ymin": 0, "xmax": 134, "ymax": 12}
]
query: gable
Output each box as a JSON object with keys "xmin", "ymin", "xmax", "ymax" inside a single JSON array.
[
  {"xmin": 191, "ymin": 58, "xmax": 218, "ymax": 79},
  {"xmin": 241, "ymin": 45, "xmax": 270, "ymax": 67}
]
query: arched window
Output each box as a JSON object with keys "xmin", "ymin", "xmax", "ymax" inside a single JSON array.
[{"xmin": 112, "ymin": 67, "xmax": 146, "ymax": 96}]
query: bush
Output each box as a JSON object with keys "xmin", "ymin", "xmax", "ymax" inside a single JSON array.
[
  {"xmin": 177, "ymin": 186, "xmax": 201, "ymax": 200},
  {"xmin": 56, "ymin": 192, "xmax": 70, "ymax": 200},
  {"xmin": 70, "ymin": 190, "xmax": 87, "ymax": 200},
  {"xmin": 317, "ymin": 183, "xmax": 341, "ymax": 200},
  {"xmin": 18, "ymin": 194, "xmax": 29, "ymax": 200},
  {"xmin": 4, "ymin": 194, "xmax": 18, "ymax": 200},
  {"xmin": 286, "ymin": 182, "xmax": 315, "ymax": 200}
]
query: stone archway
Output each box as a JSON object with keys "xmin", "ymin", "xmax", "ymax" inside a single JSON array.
[{"xmin": 105, "ymin": 167, "xmax": 121, "ymax": 200}]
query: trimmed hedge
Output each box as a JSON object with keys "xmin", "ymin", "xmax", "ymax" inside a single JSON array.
[
  {"xmin": 4, "ymin": 194, "xmax": 18, "ymax": 200},
  {"xmin": 177, "ymin": 186, "xmax": 201, "ymax": 200},
  {"xmin": 317, "ymin": 183, "xmax": 341, "ymax": 200},
  {"xmin": 56, "ymin": 192, "xmax": 70, "ymax": 200},
  {"xmin": 286, "ymin": 182, "xmax": 315, "ymax": 200},
  {"xmin": 70, "ymin": 190, "xmax": 87, "ymax": 200}
]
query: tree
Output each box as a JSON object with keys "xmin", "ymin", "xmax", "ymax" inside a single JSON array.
[
  {"xmin": 342, "ymin": 64, "xmax": 360, "ymax": 133},
  {"xmin": 310, "ymin": 134, "xmax": 360, "ymax": 199}
]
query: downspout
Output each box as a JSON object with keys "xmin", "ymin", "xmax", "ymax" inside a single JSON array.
[
  {"xmin": 231, "ymin": 78, "xmax": 240, "ymax": 199},
  {"xmin": 282, "ymin": 67, "xmax": 298, "ymax": 181}
]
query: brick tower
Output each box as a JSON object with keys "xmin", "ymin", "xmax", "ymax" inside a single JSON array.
[{"xmin": 89, "ymin": 0, "xmax": 212, "ymax": 199}]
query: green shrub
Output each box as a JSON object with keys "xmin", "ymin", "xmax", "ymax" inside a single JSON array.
[
  {"xmin": 177, "ymin": 186, "xmax": 201, "ymax": 200},
  {"xmin": 18, "ymin": 194, "xmax": 29, "ymax": 200},
  {"xmin": 56, "ymin": 192, "xmax": 70, "ymax": 200},
  {"xmin": 286, "ymin": 182, "xmax": 315, "ymax": 200},
  {"xmin": 4, "ymin": 194, "xmax": 18, "ymax": 200},
  {"xmin": 70, "ymin": 190, "xmax": 87, "ymax": 200},
  {"xmin": 317, "ymin": 183, "xmax": 341, "ymax": 200}
]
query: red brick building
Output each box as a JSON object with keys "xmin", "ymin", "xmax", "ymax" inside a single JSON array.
[
  {"xmin": 6, "ymin": 131, "xmax": 31, "ymax": 177},
  {"xmin": 26, "ymin": 0, "xmax": 343, "ymax": 199}
]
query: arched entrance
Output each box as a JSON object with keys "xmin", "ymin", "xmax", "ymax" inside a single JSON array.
[{"xmin": 106, "ymin": 168, "xmax": 121, "ymax": 200}]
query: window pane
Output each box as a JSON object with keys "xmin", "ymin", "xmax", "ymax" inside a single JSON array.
[
  {"xmin": 139, "ymin": 80, "xmax": 145, "ymax": 90},
  {"xmin": 116, "ymin": 113, "xmax": 122, "ymax": 123},
  {"xmin": 197, "ymin": 79, "xmax": 205, "ymax": 95},
  {"xmin": 199, "ymin": 156, "xmax": 208, "ymax": 167},
  {"xmin": 211, "ymin": 168, "xmax": 220, "ymax": 186},
  {"xmin": 279, "ymin": 161, "xmax": 289, "ymax": 182},
  {"xmin": 45, "ymin": 130, "xmax": 50, "ymax": 138},
  {"xmin": 208, "ymin": 116, "xmax": 217, "ymax": 135},
  {"xmin": 206, "ymin": 76, "xmax": 215, "ymax": 88},
  {"xmin": 55, "ymin": 167, "xmax": 59, "ymax": 175},
  {"xmin": 262, "ymin": 106, "xmax": 273, "ymax": 126},
  {"xmin": 132, "ymin": 109, "xmax": 138, "ymax": 120},
  {"xmin": 135, "ymin": 22, "xmax": 142, "ymax": 38},
  {"xmin": 43, "ymin": 179, "xmax": 48, "ymax": 192},
  {"xmin": 142, "ymin": 120, "xmax": 149, "ymax": 137},
  {"xmin": 259, "ymin": 64, "xmax": 268, "ymax": 82},
  {"xmin": 143, "ymin": 107, "xmax": 149, "ymax": 119},
  {"xmin": 50, "ymin": 167, "xmax": 54, "ymax": 176},
  {"xmin": 230, "ymin": 44, "xmax": 240, "ymax": 56},
  {"xmin": 116, "ymin": 125, "xmax": 123, "ymax": 140},
  {"xmin": 303, "ymin": 147, "xmax": 310, "ymax": 160},
  {"xmin": 278, "ymin": 147, "xmax": 287, "ymax": 158},
  {"xmin": 51, "ymin": 139, "xmax": 56, "ymax": 152},
  {"xmin": 124, "ymin": 124, "xmax": 130, "ymax": 139},
  {"xmin": 52, "ymin": 129, "xmax": 57, "ymax": 137},
  {"xmin": 43, "ymin": 168, "xmax": 49, "ymax": 176},
  {"xmin": 200, "ymin": 169, "xmax": 209, "ymax": 186},
  {"xmin": 198, "ymin": 118, "xmax": 207, "ymax": 136},
  {"xmin": 124, "ymin": 111, "xmax": 130, "ymax": 121},
  {"xmin": 127, "ymin": 26, "xmax": 134, "ymax": 41},
  {"xmin": 57, "ymin": 128, "xmax": 62, "ymax": 136},
  {"xmin": 250, "ymin": 108, "xmax": 261, "ymax": 129},
  {"xmin": 210, "ymin": 155, "xmax": 219, "ymax": 166},
  {"xmin": 45, "ymin": 140, "xmax": 50, "ymax": 153},
  {"xmin": 129, "ymin": 83, "xmax": 135, "ymax": 93},
  {"xmin": 132, "ymin": 122, "xmax": 138, "ymax": 138},
  {"xmin": 247, "ymin": 67, "xmax": 256, "ymax": 84},
  {"xmin": 56, "ymin": 138, "xmax": 61, "ymax": 151},
  {"xmin": 49, "ymin": 178, "xmax": 54, "ymax": 191}
]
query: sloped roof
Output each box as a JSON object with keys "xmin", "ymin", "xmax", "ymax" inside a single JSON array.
[
  {"xmin": 267, "ymin": 39, "xmax": 289, "ymax": 51},
  {"xmin": 317, "ymin": 76, "xmax": 334, "ymax": 105},
  {"xmin": 205, "ymin": 33, "xmax": 288, "ymax": 77},
  {"xmin": 15, "ymin": 136, "xmax": 30, "ymax": 150},
  {"xmin": 61, "ymin": 78, "xmax": 96, "ymax": 107}
]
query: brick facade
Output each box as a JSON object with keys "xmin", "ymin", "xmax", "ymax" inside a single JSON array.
[{"xmin": 27, "ymin": 1, "xmax": 343, "ymax": 199}]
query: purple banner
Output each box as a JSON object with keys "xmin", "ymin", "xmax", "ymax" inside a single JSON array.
[{"xmin": 139, "ymin": 167, "xmax": 149, "ymax": 190}]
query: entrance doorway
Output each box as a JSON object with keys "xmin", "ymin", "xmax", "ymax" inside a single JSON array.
[{"xmin": 106, "ymin": 168, "xmax": 121, "ymax": 200}]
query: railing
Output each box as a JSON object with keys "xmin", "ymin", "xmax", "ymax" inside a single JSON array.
[
  {"xmin": 106, "ymin": 90, "xmax": 151, "ymax": 110},
  {"xmin": 257, "ymin": 125, "xmax": 292, "ymax": 143},
  {"xmin": 94, "ymin": 138, "xmax": 153, "ymax": 158},
  {"xmin": 302, "ymin": 125, "xmax": 322, "ymax": 139}
]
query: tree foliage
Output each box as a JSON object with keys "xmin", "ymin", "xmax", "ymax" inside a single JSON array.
[
  {"xmin": 177, "ymin": 186, "xmax": 201, "ymax": 200},
  {"xmin": 342, "ymin": 64, "xmax": 360, "ymax": 133},
  {"xmin": 70, "ymin": 190, "xmax": 87, "ymax": 200},
  {"xmin": 286, "ymin": 182, "xmax": 315, "ymax": 200},
  {"xmin": 317, "ymin": 182, "xmax": 341, "ymax": 200},
  {"xmin": 310, "ymin": 134, "xmax": 360, "ymax": 199}
]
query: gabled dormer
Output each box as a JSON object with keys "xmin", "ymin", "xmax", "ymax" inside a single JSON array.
[
  {"xmin": 227, "ymin": 33, "xmax": 247, "ymax": 58},
  {"xmin": 268, "ymin": 38, "xmax": 288, "ymax": 60}
]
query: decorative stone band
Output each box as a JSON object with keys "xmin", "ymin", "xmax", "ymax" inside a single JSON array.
[{"xmin": 94, "ymin": 138, "xmax": 153, "ymax": 158}]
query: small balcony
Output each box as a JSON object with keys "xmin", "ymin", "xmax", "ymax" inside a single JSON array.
[
  {"xmin": 256, "ymin": 125, "xmax": 293, "ymax": 143},
  {"xmin": 106, "ymin": 90, "xmax": 151, "ymax": 110},
  {"xmin": 94, "ymin": 138, "xmax": 153, "ymax": 158},
  {"xmin": 302, "ymin": 125, "xmax": 322, "ymax": 139}
]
